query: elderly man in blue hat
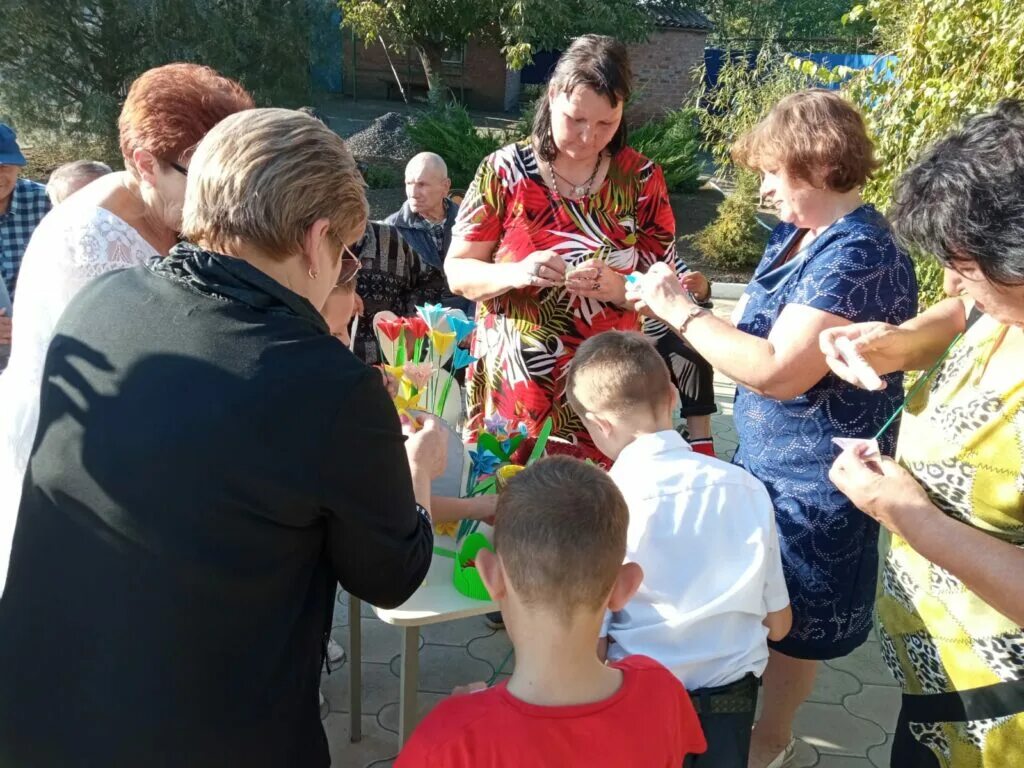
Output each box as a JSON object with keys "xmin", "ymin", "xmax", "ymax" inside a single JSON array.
[{"xmin": 0, "ymin": 124, "xmax": 51, "ymax": 365}]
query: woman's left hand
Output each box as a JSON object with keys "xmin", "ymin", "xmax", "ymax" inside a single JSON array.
[
  {"xmin": 626, "ymin": 262, "xmax": 694, "ymax": 323},
  {"xmin": 566, "ymin": 259, "xmax": 627, "ymax": 306},
  {"xmin": 829, "ymin": 445, "xmax": 937, "ymax": 539}
]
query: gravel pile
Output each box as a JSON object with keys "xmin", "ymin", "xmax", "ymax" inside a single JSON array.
[{"xmin": 345, "ymin": 112, "xmax": 417, "ymax": 161}]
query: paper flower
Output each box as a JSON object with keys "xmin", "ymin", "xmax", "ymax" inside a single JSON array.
[
  {"xmin": 383, "ymin": 364, "xmax": 406, "ymax": 383},
  {"xmin": 434, "ymin": 520, "xmax": 459, "ymax": 537},
  {"xmin": 430, "ymin": 329, "xmax": 456, "ymax": 358},
  {"xmin": 376, "ymin": 319, "xmax": 405, "ymax": 342},
  {"xmin": 469, "ymin": 447, "xmax": 503, "ymax": 478},
  {"xmin": 405, "ymin": 316, "xmax": 430, "ymax": 340},
  {"xmin": 483, "ymin": 413, "xmax": 509, "ymax": 435},
  {"xmin": 393, "ymin": 390, "xmax": 422, "ymax": 417},
  {"xmin": 453, "ymin": 347, "xmax": 477, "ymax": 370},
  {"xmin": 403, "ymin": 362, "xmax": 434, "ymax": 390},
  {"xmin": 416, "ymin": 303, "xmax": 448, "ymax": 330},
  {"xmin": 447, "ymin": 315, "xmax": 477, "ymax": 343}
]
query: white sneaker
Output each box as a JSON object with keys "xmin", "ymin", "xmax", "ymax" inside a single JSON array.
[{"xmin": 327, "ymin": 637, "xmax": 346, "ymax": 665}]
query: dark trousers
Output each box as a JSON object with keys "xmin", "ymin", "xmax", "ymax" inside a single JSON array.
[{"xmin": 683, "ymin": 674, "xmax": 758, "ymax": 768}]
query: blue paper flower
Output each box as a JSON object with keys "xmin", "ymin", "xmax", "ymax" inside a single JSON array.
[
  {"xmin": 453, "ymin": 347, "xmax": 477, "ymax": 370},
  {"xmin": 448, "ymin": 315, "xmax": 477, "ymax": 343},
  {"xmin": 469, "ymin": 447, "xmax": 502, "ymax": 478},
  {"xmin": 415, "ymin": 303, "xmax": 448, "ymax": 330}
]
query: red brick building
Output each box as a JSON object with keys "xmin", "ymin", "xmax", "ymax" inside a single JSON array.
[{"xmin": 342, "ymin": 7, "xmax": 712, "ymax": 119}]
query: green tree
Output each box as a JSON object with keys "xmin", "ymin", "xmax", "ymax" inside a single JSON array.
[
  {"xmin": 339, "ymin": 0, "xmax": 653, "ymax": 97},
  {"xmin": 702, "ymin": 0, "xmax": 872, "ymax": 46},
  {"xmin": 838, "ymin": 0, "xmax": 1024, "ymax": 304},
  {"xmin": 0, "ymin": 0, "xmax": 324, "ymax": 158}
]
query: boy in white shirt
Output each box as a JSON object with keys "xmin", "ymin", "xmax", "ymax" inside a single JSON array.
[{"xmin": 566, "ymin": 331, "xmax": 792, "ymax": 768}]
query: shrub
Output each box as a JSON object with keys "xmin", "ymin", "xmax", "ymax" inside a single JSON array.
[
  {"xmin": 689, "ymin": 171, "xmax": 765, "ymax": 268},
  {"xmin": 0, "ymin": 0, "xmax": 323, "ymax": 151},
  {"xmin": 406, "ymin": 103, "xmax": 502, "ymax": 188},
  {"xmin": 629, "ymin": 108, "xmax": 703, "ymax": 193},
  {"xmin": 361, "ymin": 164, "xmax": 403, "ymax": 189},
  {"xmin": 837, "ymin": 0, "xmax": 1024, "ymax": 307},
  {"xmin": 19, "ymin": 135, "xmax": 123, "ymax": 184}
]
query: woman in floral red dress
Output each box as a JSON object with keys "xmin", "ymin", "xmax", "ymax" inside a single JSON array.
[{"xmin": 447, "ymin": 34, "xmax": 703, "ymax": 465}]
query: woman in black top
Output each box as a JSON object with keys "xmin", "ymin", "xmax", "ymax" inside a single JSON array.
[{"xmin": 0, "ymin": 108, "xmax": 444, "ymax": 767}]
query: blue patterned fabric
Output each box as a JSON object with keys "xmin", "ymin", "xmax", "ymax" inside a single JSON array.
[
  {"xmin": 0, "ymin": 178, "xmax": 51, "ymax": 299},
  {"xmin": 733, "ymin": 205, "xmax": 917, "ymax": 659}
]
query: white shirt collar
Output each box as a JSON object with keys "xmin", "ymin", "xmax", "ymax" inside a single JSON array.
[{"xmin": 611, "ymin": 430, "xmax": 691, "ymax": 477}]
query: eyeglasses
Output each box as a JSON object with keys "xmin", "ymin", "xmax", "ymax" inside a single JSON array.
[
  {"xmin": 167, "ymin": 160, "xmax": 188, "ymax": 177},
  {"xmin": 336, "ymin": 243, "xmax": 362, "ymax": 286}
]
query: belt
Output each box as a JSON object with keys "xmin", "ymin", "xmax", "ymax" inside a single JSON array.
[{"xmin": 689, "ymin": 673, "xmax": 759, "ymax": 716}]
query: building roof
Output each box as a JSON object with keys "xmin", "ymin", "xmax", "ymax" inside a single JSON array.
[{"xmin": 645, "ymin": 3, "xmax": 714, "ymax": 31}]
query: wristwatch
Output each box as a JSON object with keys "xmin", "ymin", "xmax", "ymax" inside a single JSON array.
[{"xmin": 675, "ymin": 303, "xmax": 707, "ymax": 336}]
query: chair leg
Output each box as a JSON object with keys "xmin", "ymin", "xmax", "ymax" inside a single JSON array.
[{"xmin": 397, "ymin": 626, "xmax": 420, "ymax": 749}]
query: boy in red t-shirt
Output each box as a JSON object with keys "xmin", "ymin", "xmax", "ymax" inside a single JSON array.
[{"xmin": 396, "ymin": 456, "xmax": 707, "ymax": 767}]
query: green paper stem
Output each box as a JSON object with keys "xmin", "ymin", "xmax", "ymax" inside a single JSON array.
[
  {"xmin": 396, "ymin": 334, "xmax": 407, "ymax": 367},
  {"xmin": 433, "ymin": 545, "xmax": 457, "ymax": 559},
  {"xmin": 414, "ymin": 337, "xmax": 425, "ymax": 363},
  {"xmin": 527, "ymin": 418, "xmax": 554, "ymax": 465},
  {"xmin": 437, "ymin": 373, "xmax": 455, "ymax": 420},
  {"xmin": 872, "ymin": 333, "xmax": 963, "ymax": 441}
]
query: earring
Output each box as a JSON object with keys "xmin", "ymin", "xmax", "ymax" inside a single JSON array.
[{"xmin": 308, "ymin": 268, "xmax": 319, "ymax": 280}]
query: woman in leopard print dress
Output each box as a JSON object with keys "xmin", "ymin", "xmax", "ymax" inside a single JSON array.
[{"xmin": 828, "ymin": 100, "xmax": 1024, "ymax": 768}]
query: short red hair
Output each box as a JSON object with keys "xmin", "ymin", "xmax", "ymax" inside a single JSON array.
[
  {"xmin": 118, "ymin": 63, "xmax": 254, "ymax": 171},
  {"xmin": 732, "ymin": 89, "xmax": 877, "ymax": 192}
]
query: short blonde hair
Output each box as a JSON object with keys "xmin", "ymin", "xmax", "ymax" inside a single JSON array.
[
  {"xmin": 732, "ymin": 89, "xmax": 877, "ymax": 192},
  {"xmin": 566, "ymin": 331, "xmax": 673, "ymax": 417},
  {"xmin": 182, "ymin": 108, "xmax": 367, "ymax": 259}
]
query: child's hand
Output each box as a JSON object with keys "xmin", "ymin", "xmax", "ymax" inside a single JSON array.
[{"xmin": 451, "ymin": 681, "xmax": 489, "ymax": 696}]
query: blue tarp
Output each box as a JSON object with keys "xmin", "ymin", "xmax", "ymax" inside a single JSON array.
[
  {"xmin": 310, "ymin": 7, "xmax": 343, "ymax": 93},
  {"xmin": 703, "ymin": 47, "xmax": 894, "ymax": 93}
]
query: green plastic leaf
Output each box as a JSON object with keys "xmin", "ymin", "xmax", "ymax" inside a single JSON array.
[
  {"xmin": 477, "ymin": 432, "xmax": 510, "ymax": 462},
  {"xmin": 527, "ymin": 418, "xmax": 553, "ymax": 465}
]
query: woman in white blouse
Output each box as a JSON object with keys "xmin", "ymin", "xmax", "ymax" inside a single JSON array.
[{"xmin": 0, "ymin": 63, "xmax": 253, "ymax": 589}]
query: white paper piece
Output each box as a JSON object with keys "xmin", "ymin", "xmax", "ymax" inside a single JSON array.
[
  {"xmin": 835, "ymin": 336, "xmax": 884, "ymax": 391},
  {"xmin": 348, "ymin": 314, "xmax": 359, "ymax": 351},
  {"xmin": 731, "ymin": 293, "xmax": 751, "ymax": 326},
  {"xmin": 831, "ymin": 437, "xmax": 881, "ymax": 458}
]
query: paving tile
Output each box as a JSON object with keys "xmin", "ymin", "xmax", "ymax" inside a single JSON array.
[
  {"xmin": 867, "ymin": 732, "xmax": 893, "ymax": 768},
  {"xmin": 323, "ymin": 711, "xmax": 396, "ymax": 767},
  {"xmin": 377, "ymin": 692, "xmax": 449, "ymax": 734},
  {"xmin": 353, "ymin": 617, "xmax": 423, "ymax": 664},
  {"xmin": 419, "ymin": 616, "xmax": 495, "ymax": 646},
  {"xmin": 826, "ymin": 643, "xmax": 897, "ymax": 687},
  {"xmin": 390, "ymin": 643, "xmax": 494, "ymax": 695},
  {"xmin": 808, "ymin": 664, "xmax": 861, "ymax": 704},
  {"xmin": 843, "ymin": 684, "xmax": 899, "ymax": 734},
  {"xmin": 795, "ymin": 701, "xmax": 887, "ymax": 757},
  {"xmin": 815, "ymin": 756, "xmax": 873, "ymax": 767},
  {"xmin": 321, "ymin": 660, "xmax": 398, "ymax": 716},
  {"xmin": 466, "ymin": 631, "xmax": 515, "ymax": 677},
  {"xmin": 793, "ymin": 738, "xmax": 819, "ymax": 768}
]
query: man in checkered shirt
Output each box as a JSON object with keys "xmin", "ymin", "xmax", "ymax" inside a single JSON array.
[{"xmin": 0, "ymin": 123, "xmax": 51, "ymax": 366}]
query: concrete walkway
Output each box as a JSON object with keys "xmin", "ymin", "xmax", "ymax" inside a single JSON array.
[{"xmin": 325, "ymin": 297, "xmax": 898, "ymax": 767}]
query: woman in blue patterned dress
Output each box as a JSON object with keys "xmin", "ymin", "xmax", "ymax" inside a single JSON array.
[{"xmin": 629, "ymin": 90, "xmax": 917, "ymax": 768}]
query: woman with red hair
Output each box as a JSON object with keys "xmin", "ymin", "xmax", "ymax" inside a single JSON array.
[{"xmin": 0, "ymin": 63, "xmax": 253, "ymax": 589}]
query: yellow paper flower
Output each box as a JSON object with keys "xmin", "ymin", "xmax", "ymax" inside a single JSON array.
[
  {"xmin": 434, "ymin": 520, "xmax": 459, "ymax": 537},
  {"xmin": 496, "ymin": 464, "xmax": 526, "ymax": 492},
  {"xmin": 393, "ymin": 390, "xmax": 422, "ymax": 418},
  {"xmin": 430, "ymin": 330, "xmax": 456, "ymax": 359}
]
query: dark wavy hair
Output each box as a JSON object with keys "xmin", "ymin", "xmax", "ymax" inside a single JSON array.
[
  {"xmin": 890, "ymin": 99, "xmax": 1024, "ymax": 286},
  {"xmin": 532, "ymin": 35, "xmax": 632, "ymax": 162}
]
